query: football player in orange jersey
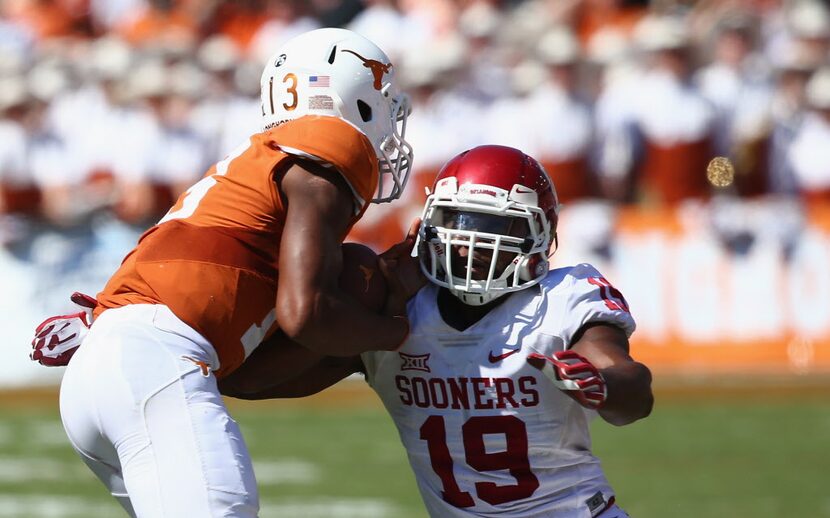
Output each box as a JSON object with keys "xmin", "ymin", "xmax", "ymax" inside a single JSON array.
[{"xmin": 32, "ymin": 28, "xmax": 421, "ymax": 517}]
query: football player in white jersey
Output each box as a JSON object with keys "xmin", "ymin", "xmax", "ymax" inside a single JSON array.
[
  {"xmin": 369, "ymin": 145, "xmax": 653, "ymax": 517},
  {"xmin": 223, "ymin": 144, "xmax": 654, "ymax": 517}
]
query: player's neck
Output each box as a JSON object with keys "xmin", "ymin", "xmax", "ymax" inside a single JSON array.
[{"xmin": 437, "ymin": 288, "xmax": 508, "ymax": 332}]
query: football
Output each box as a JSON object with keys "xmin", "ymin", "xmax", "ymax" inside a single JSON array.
[{"xmin": 339, "ymin": 242, "xmax": 388, "ymax": 313}]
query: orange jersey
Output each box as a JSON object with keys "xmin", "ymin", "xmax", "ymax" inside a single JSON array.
[{"xmin": 96, "ymin": 115, "xmax": 378, "ymax": 378}]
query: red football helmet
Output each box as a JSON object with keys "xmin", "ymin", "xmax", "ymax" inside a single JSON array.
[{"xmin": 418, "ymin": 145, "xmax": 560, "ymax": 305}]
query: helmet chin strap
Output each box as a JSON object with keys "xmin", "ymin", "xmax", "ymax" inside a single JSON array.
[
  {"xmin": 456, "ymin": 257, "xmax": 519, "ymax": 306},
  {"xmin": 456, "ymin": 289, "xmax": 506, "ymax": 306}
]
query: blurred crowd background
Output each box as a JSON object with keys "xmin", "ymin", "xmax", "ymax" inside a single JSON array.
[
  {"xmin": 1, "ymin": 0, "xmax": 829, "ymax": 244},
  {"xmin": 2, "ymin": 0, "xmax": 830, "ymax": 387}
]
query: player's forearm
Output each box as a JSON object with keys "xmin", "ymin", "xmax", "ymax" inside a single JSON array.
[
  {"xmin": 284, "ymin": 294, "xmax": 408, "ymax": 356},
  {"xmin": 293, "ymin": 308, "xmax": 409, "ymax": 356},
  {"xmin": 598, "ymin": 361, "xmax": 654, "ymax": 426},
  {"xmin": 220, "ymin": 333, "xmax": 325, "ymax": 397},
  {"xmin": 219, "ymin": 356, "xmax": 361, "ymax": 400}
]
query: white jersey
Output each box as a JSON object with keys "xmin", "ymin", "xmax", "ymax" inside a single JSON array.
[{"xmin": 362, "ymin": 264, "xmax": 635, "ymax": 518}]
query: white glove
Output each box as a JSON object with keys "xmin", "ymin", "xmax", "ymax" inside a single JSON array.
[{"xmin": 30, "ymin": 292, "xmax": 96, "ymax": 367}]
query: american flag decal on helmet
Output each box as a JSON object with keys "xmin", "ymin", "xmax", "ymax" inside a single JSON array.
[{"xmin": 309, "ymin": 75, "xmax": 330, "ymax": 87}]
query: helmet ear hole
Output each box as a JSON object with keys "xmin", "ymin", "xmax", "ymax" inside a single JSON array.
[
  {"xmin": 357, "ymin": 100, "xmax": 373, "ymax": 122},
  {"xmin": 518, "ymin": 253, "xmax": 548, "ymax": 282}
]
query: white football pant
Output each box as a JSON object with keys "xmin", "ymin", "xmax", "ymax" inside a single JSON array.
[{"xmin": 59, "ymin": 304, "xmax": 258, "ymax": 517}]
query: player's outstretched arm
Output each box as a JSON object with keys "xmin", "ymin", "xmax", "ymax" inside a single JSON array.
[
  {"xmin": 571, "ymin": 323, "xmax": 653, "ymax": 426},
  {"xmin": 528, "ymin": 323, "xmax": 652, "ymax": 425},
  {"xmin": 275, "ymin": 161, "xmax": 414, "ymax": 356},
  {"xmin": 219, "ymin": 331, "xmax": 363, "ymax": 400}
]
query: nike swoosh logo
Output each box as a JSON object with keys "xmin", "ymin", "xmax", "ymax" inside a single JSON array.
[{"xmin": 488, "ymin": 348, "xmax": 521, "ymax": 363}]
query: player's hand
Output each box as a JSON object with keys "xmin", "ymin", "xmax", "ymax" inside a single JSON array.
[
  {"xmin": 527, "ymin": 350, "xmax": 607, "ymax": 410},
  {"xmin": 379, "ymin": 218, "xmax": 426, "ymax": 315},
  {"xmin": 30, "ymin": 292, "xmax": 97, "ymax": 367}
]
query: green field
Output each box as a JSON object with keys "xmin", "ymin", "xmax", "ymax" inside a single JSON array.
[{"xmin": 0, "ymin": 378, "xmax": 828, "ymax": 518}]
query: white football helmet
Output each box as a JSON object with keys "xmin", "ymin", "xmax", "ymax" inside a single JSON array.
[
  {"xmin": 260, "ymin": 28, "xmax": 413, "ymax": 203},
  {"xmin": 418, "ymin": 145, "xmax": 560, "ymax": 306}
]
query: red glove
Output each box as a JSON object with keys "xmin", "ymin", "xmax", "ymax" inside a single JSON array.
[
  {"xmin": 527, "ymin": 350, "xmax": 608, "ymax": 410},
  {"xmin": 30, "ymin": 292, "xmax": 97, "ymax": 367}
]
